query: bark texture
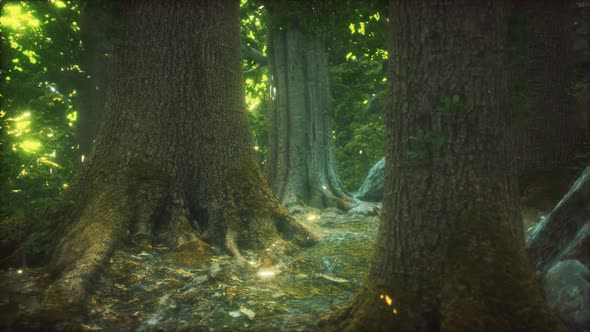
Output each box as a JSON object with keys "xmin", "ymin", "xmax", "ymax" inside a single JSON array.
[
  {"xmin": 40, "ymin": 0, "xmax": 315, "ymax": 324},
  {"xmin": 265, "ymin": 13, "xmax": 352, "ymax": 210},
  {"xmin": 512, "ymin": 1, "xmax": 583, "ymax": 174},
  {"xmin": 322, "ymin": 1, "xmax": 567, "ymax": 331}
]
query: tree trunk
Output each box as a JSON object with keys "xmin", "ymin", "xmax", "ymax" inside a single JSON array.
[
  {"xmin": 322, "ymin": 1, "xmax": 567, "ymax": 331},
  {"xmin": 512, "ymin": 1, "xmax": 581, "ymax": 175},
  {"xmin": 40, "ymin": 0, "xmax": 315, "ymax": 323},
  {"xmin": 265, "ymin": 16, "xmax": 353, "ymax": 210}
]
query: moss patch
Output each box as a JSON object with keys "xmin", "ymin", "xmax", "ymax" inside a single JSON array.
[{"xmin": 166, "ymin": 240, "xmax": 216, "ymax": 267}]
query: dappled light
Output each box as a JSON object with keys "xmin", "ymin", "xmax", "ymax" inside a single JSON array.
[
  {"xmin": 1, "ymin": 3, "xmax": 40, "ymax": 30},
  {"xmin": 19, "ymin": 139, "xmax": 42, "ymax": 153},
  {"xmin": 378, "ymin": 293, "xmax": 398, "ymax": 315}
]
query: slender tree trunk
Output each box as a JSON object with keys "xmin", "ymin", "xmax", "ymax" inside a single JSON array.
[
  {"xmin": 265, "ymin": 12, "xmax": 353, "ymax": 210},
  {"xmin": 40, "ymin": 0, "xmax": 315, "ymax": 323},
  {"xmin": 322, "ymin": 1, "xmax": 567, "ymax": 331}
]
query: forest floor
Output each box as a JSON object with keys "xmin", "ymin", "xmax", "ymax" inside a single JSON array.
[{"xmin": 1, "ymin": 207, "xmax": 380, "ymax": 332}]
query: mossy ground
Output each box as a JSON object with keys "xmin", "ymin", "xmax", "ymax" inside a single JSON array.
[
  {"xmin": 1, "ymin": 197, "xmax": 560, "ymax": 331},
  {"xmin": 2, "ymin": 206, "xmax": 378, "ymax": 331}
]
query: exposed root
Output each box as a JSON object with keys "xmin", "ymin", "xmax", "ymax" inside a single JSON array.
[
  {"xmin": 39, "ymin": 157, "xmax": 320, "ymax": 327},
  {"xmin": 41, "ymin": 186, "xmax": 131, "ymax": 321}
]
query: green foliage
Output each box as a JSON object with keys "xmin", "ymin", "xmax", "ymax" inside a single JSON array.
[
  {"xmin": 241, "ymin": 0, "xmax": 269, "ymax": 166},
  {"xmin": 329, "ymin": 2, "xmax": 387, "ymax": 191},
  {"xmin": 239, "ymin": 1, "xmax": 387, "ymax": 190},
  {"xmin": 406, "ymin": 129, "xmax": 447, "ymax": 163},
  {"xmin": 1, "ymin": 1, "xmax": 82, "ymax": 257},
  {"xmin": 336, "ymin": 118, "xmax": 385, "ymax": 190},
  {"xmin": 265, "ymin": 0, "xmax": 350, "ymax": 38}
]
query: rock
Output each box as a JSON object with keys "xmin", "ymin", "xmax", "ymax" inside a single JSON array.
[
  {"xmin": 526, "ymin": 166, "xmax": 590, "ymax": 272},
  {"xmin": 354, "ymin": 157, "xmax": 385, "ymax": 202},
  {"xmin": 348, "ymin": 201, "xmax": 382, "ymax": 216},
  {"xmin": 543, "ymin": 260, "xmax": 590, "ymax": 332},
  {"xmin": 526, "ymin": 166, "xmax": 590, "ymax": 332}
]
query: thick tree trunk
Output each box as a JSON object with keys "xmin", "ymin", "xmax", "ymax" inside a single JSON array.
[
  {"xmin": 322, "ymin": 1, "xmax": 567, "ymax": 331},
  {"xmin": 266, "ymin": 21, "xmax": 353, "ymax": 210},
  {"xmin": 40, "ymin": 0, "xmax": 315, "ymax": 323},
  {"xmin": 512, "ymin": 1, "xmax": 582, "ymax": 174}
]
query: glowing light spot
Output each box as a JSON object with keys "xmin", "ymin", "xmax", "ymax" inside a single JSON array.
[
  {"xmin": 38, "ymin": 157, "xmax": 61, "ymax": 168},
  {"xmin": 307, "ymin": 214, "xmax": 319, "ymax": 221},
  {"xmin": 17, "ymin": 269, "xmax": 23, "ymax": 274},
  {"xmin": 358, "ymin": 150, "xmax": 364, "ymax": 155},
  {"xmin": 380, "ymin": 294, "xmax": 394, "ymax": 307},
  {"xmin": 67, "ymin": 111, "xmax": 77, "ymax": 122},
  {"xmin": 81, "ymin": 154, "xmax": 85, "ymax": 162},
  {"xmin": 254, "ymin": 146, "xmax": 260, "ymax": 151},
  {"xmin": 20, "ymin": 140, "xmax": 41, "ymax": 152},
  {"xmin": 22, "ymin": 50, "xmax": 38, "ymax": 63},
  {"xmin": 322, "ymin": 185, "xmax": 327, "ymax": 190},
  {"xmin": 15, "ymin": 120, "xmax": 31, "ymax": 131},
  {"xmin": 11, "ymin": 189, "xmax": 22, "ymax": 193},
  {"xmin": 385, "ymin": 295, "xmax": 392, "ymax": 306},
  {"xmin": 393, "ymin": 308, "xmax": 398, "ymax": 315},
  {"xmin": 50, "ymin": 0, "xmax": 67, "ymax": 9},
  {"xmin": 257, "ymin": 270, "xmax": 275, "ymax": 278}
]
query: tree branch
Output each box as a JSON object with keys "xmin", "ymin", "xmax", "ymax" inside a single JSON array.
[{"xmin": 242, "ymin": 45, "xmax": 267, "ymax": 66}]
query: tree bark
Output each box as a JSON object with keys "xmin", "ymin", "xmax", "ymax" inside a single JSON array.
[
  {"xmin": 512, "ymin": 1, "xmax": 582, "ymax": 175},
  {"xmin": 40, "ymin": 0, "xmax": 315, "ymax": 323},
  {"xmin": 322, "ymin": 1, "xmax": 567, "ymax": 331},
  {"xmin": 266, "ymin": 19, "xmax": 353, "ymax": 210}
]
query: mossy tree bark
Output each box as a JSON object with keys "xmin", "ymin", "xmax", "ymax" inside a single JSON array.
[
  {"xmin": 40, "ymin": 0, "xmax": 315, "ymax": 323},
  {"xmin": 322, "ymin": 1, "xmax": 567, "ymax": 331},
  {"xmin": 265, "ymin": 3, "xmax": 354, "ymax": 211}
]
